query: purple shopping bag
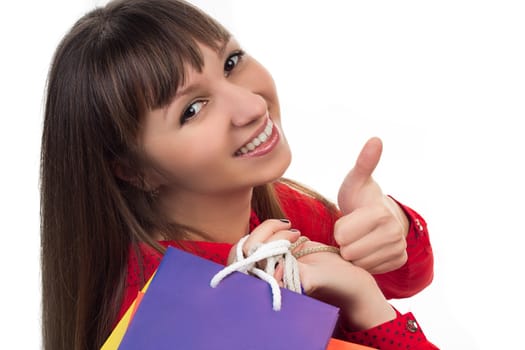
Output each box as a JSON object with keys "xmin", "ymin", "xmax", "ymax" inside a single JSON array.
[{"xmin": 118, "ymin": 247, "xmax": 340, "ymax": 350}]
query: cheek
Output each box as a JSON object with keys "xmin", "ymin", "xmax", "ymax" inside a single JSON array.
[{"xmin": 146, "ymin": 130, "xmax": 229, "ymax": 183}]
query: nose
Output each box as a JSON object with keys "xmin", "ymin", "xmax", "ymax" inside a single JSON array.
[{"xmin": 222, "ymin": 82, "xmax": 268, "ymax": 127}]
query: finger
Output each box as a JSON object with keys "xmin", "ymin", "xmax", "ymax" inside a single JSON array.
[
  {"xmin": 366, "ymin": 251, "xmax": 408, "ymax": 274},
  {"xmin": 243, "ymin": 219, "xmax": 299, "ymax": 255},
  {"xmin": 352, "ymin": 137, "xmax": 383, "ymax": 184},
  {"xmin": 244, "ymin": 219, "xmax": 291, "ymax": 250},
  {"xmin": 333, "ymin": 206, "xmax": 382, "ymax": 246},
  {"xmin": 244, "ymin": 229, "xmax": 300, "ymax": 257},
  {"xmin": 253, "ymin": 229, "xmax": 301, "ymax": 270},
  {"xmin": 274, "ymin": 262, "xmax": 284, "ymax": 287},
  {"xmin": 339, "ymin": 221, "xmax": 406, "ymax": 262},
  {"xmin": 345, "ymin": 235, "xmax": 407, "ymax": 272},
  {"xmin": 337, "ymin": 137, "xmax": 383, "ymax": 213},
  {"xmin": 296, "ymin": 261, "xmax": 313, "ymax": 294}
]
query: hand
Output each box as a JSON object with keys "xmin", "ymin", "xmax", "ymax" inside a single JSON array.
[
  {"xmin": 335, "ymin": 137, "xmax": 409, "ymax": 274},
  {"xmin": 227, "ymin": 219, "xmax": 300, "ymax": 265},
  {"xmin": 294, "ymin": 240, "xmax": 395, "ymax": 331}
]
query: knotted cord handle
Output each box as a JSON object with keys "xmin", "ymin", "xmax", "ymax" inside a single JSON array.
[
  {"xmin": 210, "ymin": 235, "xmax": 340, "ymax": 311},
  {"xmin": 290, "ymin": 236, "xmax": 340, "ymax": 259}
]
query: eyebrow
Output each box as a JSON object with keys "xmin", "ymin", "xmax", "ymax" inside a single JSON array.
[
  {"xmin": 162, "ymin": 83, "xmax": 199, "ymax": 121},
  {"xmin": 175, "ymin": 83, "xmax": 200, "ymax": 99},
  {"xmin": 218, "ymin": 39, "xmax": 229, "ymax": 57},
  {"xmin": 174, "ymin": 39, "xmax": 232, "ymax": 99}
]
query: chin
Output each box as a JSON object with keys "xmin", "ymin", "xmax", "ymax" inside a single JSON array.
[{"xmin": 259, "ymin": 146, "xmax": 292, "ymax": 185}]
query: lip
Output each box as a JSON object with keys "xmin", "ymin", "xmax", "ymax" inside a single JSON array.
[
  {"xmin": 242, "ymin": 116, "xmax": 270, "ymax": 147},
  {"xmin": 234, "ymin": 116, "xmax": 280, "ymax": 158}
]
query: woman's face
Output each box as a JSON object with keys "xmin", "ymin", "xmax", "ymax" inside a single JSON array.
[{"xmin": 140, "ymin": 38, "xmax": 291, "ymax": 196}]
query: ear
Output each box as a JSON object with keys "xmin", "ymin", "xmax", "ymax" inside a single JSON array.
[
  {"xmin": 112, "ymin": 160, "xmax": 166, "ymax": 192},
  {"xmin": 112, "ymin": 161, "xmax": 144, "ymax": 189}
]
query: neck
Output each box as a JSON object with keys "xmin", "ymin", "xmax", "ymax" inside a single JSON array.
[{"xmin": 159, "ymin": 187, "xmax": 254, "ymax": 244}]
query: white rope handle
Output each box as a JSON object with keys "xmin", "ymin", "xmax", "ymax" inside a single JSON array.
[
  {"xmin": 210, "ymin": 235, "xmax": 339, "ymax": 311},
  {"xmin": 210, "ymin": 235, "xmax": 301, "ymax": 311}
]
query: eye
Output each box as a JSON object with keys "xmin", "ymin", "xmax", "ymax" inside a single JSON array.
[
  {"xmin": 180, "ymin": 100, "xmax": 206, "ymax": 125},
  {"xmin": 224, "ymin": 50, "xmax": 245, "ymax": 76}
]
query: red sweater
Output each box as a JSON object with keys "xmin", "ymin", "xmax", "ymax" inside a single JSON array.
[{"xmin": 120, "ymin": 182, "xmax": 438, "ymax": 349}]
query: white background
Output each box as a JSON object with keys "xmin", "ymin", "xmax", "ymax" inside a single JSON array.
[{"xmin": 1, "ymin": 1, "xmax": 524, "ymax": 349}]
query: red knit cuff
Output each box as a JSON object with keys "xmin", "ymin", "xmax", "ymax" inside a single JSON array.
[
  {"xmin": 387, "ymin": 195, "xmax": 429, "ymax": 245},
  {"xmin": 337, "ymin": 309, "xmax": 438, "ymax": 349}
]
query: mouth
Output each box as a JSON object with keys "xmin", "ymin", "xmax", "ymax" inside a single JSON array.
[{"xmin": 234, "ymin": 118, "xmax": 275, "ymax": 156}]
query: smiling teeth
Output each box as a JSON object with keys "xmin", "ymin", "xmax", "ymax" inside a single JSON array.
[{"xmin": 237, "ymin": 119, "xmax": 273, "ymax": 155}]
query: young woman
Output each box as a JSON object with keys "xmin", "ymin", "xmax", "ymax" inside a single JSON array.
[{"xmin": 40, "ymin": 0, "xmax": 437, "ymax": 349}]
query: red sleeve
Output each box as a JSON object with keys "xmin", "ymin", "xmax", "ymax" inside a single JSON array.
[
  {"xmin": 275, "ymin": 182, "xmax": 339, "ymax": 246},
  {"xmin": 338, "ymin": 309, "xmax": 439, "ymax": 349},
  {"xmin": 373, "ymin": 198, "xmax": 434, "ymax": 299}
]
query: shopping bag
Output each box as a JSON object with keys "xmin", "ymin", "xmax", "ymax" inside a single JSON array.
[
  {"xmin": 117, "ymin": 247, "xmax": 340, "ymax": 350},
  {"xmin": 101, "ymin": 276, "xmax": 154, "ymax": 350},
  {"xmin": 102, "ymin": 290, "xmax": 377, "ymax": 350},
  {"xmin": 101, "ymin": 292, "xmax": 144, "ymax": 350},
  {"xmin": 327, "ymin": 338, "xmax": 377, "ymax": 349}
]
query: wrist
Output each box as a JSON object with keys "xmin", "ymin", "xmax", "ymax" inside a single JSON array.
[
  {"xmin": 339, "ymin": 273, "xmax": 396, "ymax": 331},
  {"xmin": 386, "ymin": 195, "xmax": 410, "ymax": 238}
]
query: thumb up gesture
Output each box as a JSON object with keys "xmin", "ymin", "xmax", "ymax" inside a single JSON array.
[{"xmin": 335, "ymin": 137, "xmax": 409, "ymax": 274}]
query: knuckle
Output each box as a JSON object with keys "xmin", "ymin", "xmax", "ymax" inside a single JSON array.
[
  {"xmin": 399, "ymin": 252, "xmax": 408, "ymax": 266},
  {"xmin": 265, "ymin": 218, "xmax": 285, "ymax": 227},
  {"xmin": 259, "ymin": 218, "xmax": 289, "ymax": 228},
  {"xmin": 390, "ymin": 247, "xmax": 408, "ymax": 268},
  {"xmin": 338, "ymin": 245, "xmax": 353, "ymax": 261},
  {"xmin": 391, "ymin": 255, "xmax": 408, "ymax": 270},
  {"xmin": 399, "ymin": 236, "xmax": 408, "ymax": 251},
  {"xmin": 383, "ymin": 223, "xmax": 405, "ymax": 245},
  {"xmin": 354, "ymin": 259, "xmax": 370, "ymax": 271},
  {"xmin": 375, "ymin": 205, "xmax": 392, "ymax": 223},
  {"xmin": 333, "ymin": 221, "xmax": 345, "ymax": 244},
  {"xmin": 391, "ymin": 232, "xmax": 407, "ymax": 251},
  {"xmin": 242, "ymin": 245, "xmax": 250, "ymax": 257}
]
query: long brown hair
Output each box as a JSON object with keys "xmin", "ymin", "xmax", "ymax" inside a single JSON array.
[
  {"xmin": 41, "ymin": 0, "xmax": 334, "ymax": 349},
  {"xmin": 41, "ymin": 0, "xmax": 238, "ymax": 349}
]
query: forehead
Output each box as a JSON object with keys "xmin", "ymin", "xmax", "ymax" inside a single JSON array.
[
  {"xmin": 188, "ymin": 37, "xmax": 237, "ymax": 69},
  {"xmin": 176, "ymin": 38, "xmax": 238, "ymax": 90}
]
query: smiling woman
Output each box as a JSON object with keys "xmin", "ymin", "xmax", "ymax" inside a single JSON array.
[
  {"xmin": 39, "ymin": 0, "xmax": 438, "ymax": 349},
  {"xmin": 138, "ymin": 40, "xmax": 292, "ymax": 204},
  {"xmin": 2, "ymin": 0, "xmax": 519, "ymax": 348}
]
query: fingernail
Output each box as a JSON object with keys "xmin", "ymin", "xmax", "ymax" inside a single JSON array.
[
  {"xmin": 279, "ymin": 218, "xmax": 290, "ymax": 223},
  {"xmin": 290, "ymin": 229, "xmax": 299, "ymax": 232}
]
